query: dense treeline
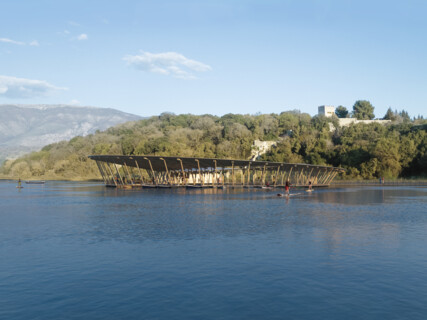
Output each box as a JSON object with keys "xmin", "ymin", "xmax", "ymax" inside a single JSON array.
[{"xmin": 0, "ymin": 110, "xmax": 426, "ymax": 180}]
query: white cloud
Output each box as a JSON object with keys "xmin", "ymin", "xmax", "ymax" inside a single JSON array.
[
  {"xmin": 77, "ymin": 33, "xmax": 88, "ymax": 40},
  {"xmin": 0, "ymin": 75, "xmax": 66, "ymax": 99},
  {"xmin": 29, "ymin": 40, "xmax": 39, "ymax": 46},
  {"xmin": 123, "ymin": 51, "xmax": 212, "ymax": 79},
  {"xmin": 0, "ymin": 38, "xmax": 25, "ymax": 45},
  {"xmin": 69, "ymin": 99, "xmax": 80, "ymax": 105}
]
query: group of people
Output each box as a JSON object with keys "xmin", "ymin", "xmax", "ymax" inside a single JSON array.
[{"xmin": 277, "ymin": 179, "xmax": 312, "ymax": 197}]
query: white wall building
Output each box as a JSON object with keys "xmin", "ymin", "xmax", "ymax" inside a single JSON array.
[
  {"xmin": 318, "ymin": 105, "xmax": 336, "ymax": 117},
  {"xmin": 318, "ymin": 105, "xmax": 391, "ymax": 129}
]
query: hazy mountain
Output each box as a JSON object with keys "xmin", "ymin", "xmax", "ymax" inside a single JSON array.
[{"xmin": 0, "ymin": 104, "xmax": 141, "ymax": 162}]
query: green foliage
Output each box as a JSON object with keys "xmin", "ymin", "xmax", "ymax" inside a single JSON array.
[
  {"xmin": 352, "ymin": 100, "xmax": 375, "ymax": 120},
  {"xmin": 335, "ymin": 106, "xmax": 349, "ymax": 118},
  {"xmin": 0, "ymin": 109, "xmax": 425, "ymax": 181}
]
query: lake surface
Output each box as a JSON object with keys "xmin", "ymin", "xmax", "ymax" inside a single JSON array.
[{"xmin": 1, "ymin": 181, "xmax": 427, "ymax": 319}]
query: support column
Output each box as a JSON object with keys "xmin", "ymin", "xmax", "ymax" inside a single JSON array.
[
  {"xmin": 114, "ymin": 164, "xmax": 125, "ymax": 186},
  {"xmin": 231, "ymin": 161, "xmax": 235, "ymax": 187},
  {"xmin": 135, "ymin": 160, "xmax": 144, "ymax": 185},
  {"xmin": 314, "ymin": 168, "xmax": 321, "ymax": 185},
  {"xmin": 286, "ymin": 167, "xmax": 293, "ymax": 185},
  {"xmin": 144, "ymin": 157, "xmax": 157, "ymax": 186},
  {"xmin": 274, "ymin": 165, "xmax": 280, "ymax": 187},
  {"xmin": 124, "ymin": 163, "xmax": 134, "ymax": 185},
  {"xmin": 261, "ymin": 164, "xmax": 267, "ymax": 185},
  {"xmin": 95, "ymin": 161, "xmax": 107, "ymax": 185},
  {"xmin": 213, "ymin": 160, "xmax": 217, "ymax": 187},
  {"xmin": 195, "ymin": 159, "xmax": 203, "ymax": 186},
  {"xmin": 160, "ymin": 158, "xmax": 171, "ymax": 185},
  {"xmin": 105, "ymin": 162, "xmax": 117, "ymax": 186},
  {"xmin": 246, "ymin": 163, "xmax": 251, "ymax": 186},
  {"xmin": 177, "ymin": 159, "xmax": 186, "ymax": 186}
]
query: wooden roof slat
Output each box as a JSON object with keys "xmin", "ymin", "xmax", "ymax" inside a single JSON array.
[{"xmin": 88, "ymin": 155, "xmax": 345, "ymax": 173}]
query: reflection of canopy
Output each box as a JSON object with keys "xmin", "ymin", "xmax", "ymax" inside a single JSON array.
[{"xmin": 89, "ymin": 155, "xmax": 344, "ymax": 173}]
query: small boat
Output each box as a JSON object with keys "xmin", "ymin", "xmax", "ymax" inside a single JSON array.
[
  {"xmin": 306, "ymin": 189, "xmax": 314, "ymax": 192},
  {"xmin": 25, "ymin": 180, "xmax": 45, "ymax": 184}
]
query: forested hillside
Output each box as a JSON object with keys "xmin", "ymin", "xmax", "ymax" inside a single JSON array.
[{"xmin": 0, "ymin": 111, "xmax": 426, "ymax": 180}]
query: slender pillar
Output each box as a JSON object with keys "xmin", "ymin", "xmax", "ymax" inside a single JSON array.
[
  {"xmin": 135, "ymin": 160, "xmax": 144, "ymax": 185},
  {"xmin": 213, "ymin": 160, "xmax": 217, "ymax": 187},
  {"xmin": 159, "ymin": 158, "xmax": 171, "ymax": 185},
  {"xmin": 124, "ymin": 163, "xmax": 134, "ymax": 185},
  {"xmin": 314, "ymin": 168, "xmax": 321, "ymax": 185},
  {"xmin": 195, "ymin": 159, "xmax": 203, "ymax": 186},
  {"xmin": 105, "ymin": 162, "xmax": 117, "ymax": 186},
  {"xmin": 144, "ymin": 157, "xmax": 157, "ymax": 185},
  {"xmin": 246, "ymin": 163, "xmax": 251, "ymax": 186},
  {"xmin": 177, "ymin": 159, "xmax": 186, "ymax": 186},
  {"xmin": 274, "ymin": 165, "xmax": 280, "ymax": 187},
  {"xmin": 95, "ymin": 161, "xmax": 107, "ymax": 185},
  {"xmin": 231, "ymin": 161, "xmax": 235, "ymax": 187},
  {"xmin": 114, "ymin": 164, "xmax": 125, "ymax": 186},
  {"xmin": 287, "ymin": 167, "xmax": 293, "ymax": 184},
  {"xmin": 261, "ymin": 164, "xmax": 267, "ymax": 185}
]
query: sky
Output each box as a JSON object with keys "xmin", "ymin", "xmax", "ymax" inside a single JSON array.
[{"xmin": 0, "ymin": 0, "xmax": 426, "ymax": 118}]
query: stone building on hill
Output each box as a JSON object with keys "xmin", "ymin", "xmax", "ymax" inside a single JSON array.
[{"xmin": 318, "ymin": 105, "xmax": 391, "ymax": 128}]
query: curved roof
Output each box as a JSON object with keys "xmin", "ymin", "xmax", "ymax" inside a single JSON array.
[{"xmin": 88, "ymin": 155, "xmax": 345, "ymax": 173}]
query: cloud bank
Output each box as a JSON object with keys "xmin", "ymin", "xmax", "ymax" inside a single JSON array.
[
  {"xmin": 124, "ymin": 51, "xmax": 211, "ymax": 79},
  {"xmin": 0, "ymin": 75, "xmax": 66, "ymax": 99}
]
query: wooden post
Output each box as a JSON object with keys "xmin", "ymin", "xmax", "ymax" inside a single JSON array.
[
  {"xmin": 261, "ymin": 163, "xmax": 267, "ymax": 186},
  {"xmin": 99, "ymin": 162, "xmax": 111, "ymax": 185},
  {"xmin": 307, "ymin": 167, "xmax": 314, "ymax": 185},
  {"xmin": 222, "ymin": 168, "xmax": 225, "ymax": 188},
  {"xmin": 114, "ymin": 164, "xmax": 125, "ymax": 186},
  {"xmin": 135, "ymin": 160, "xmax": 144, "ymax": 185},
  {"xmin": 314, "ymin": 168, "xmax": 321, "ymax": 185},
  {"xmin": 177, "ymin": 159, "xmax": 186, "ymax": 186},
  {"xmin": 160, "ymin": 158, "xmax": 171, "ymax": 185},
  {"xmin": 213, "ymin": 160, "xmax": 217, "ymax": 187},
  {"xmin": 231, "ymin": 161, "xmax": 235, "ymax": 187},
  {"xmin": 144, "ymin": 157, "xmax": 157, "ymax": 185},
  {"xmin": 287, "ymin": 167, "xmax": 293, "ymax": 185},
  {"xmin": 195, "ymin": 159, "xmax": 203, "ymax": 186},
  {"xmin": 105, "ymin": 162, "xmax": 117, "ymax": 186},
  {"xmin": 246, "ymin": 163, "xmax": 251, "ymax": 186},
  {"xmin": 124, "ymin": 163, "xmax": 134, "ymax": 185},
  {"xmin": 281, "ymin": 170, "xmax": 286, "ymax": 186},
  {"xmin": 95, "ymin": 161, "xmax": 107, "ymax": 185},
  {"xmin": 274, "ymin": 165, "xmax": 280, "ymax": 187}
]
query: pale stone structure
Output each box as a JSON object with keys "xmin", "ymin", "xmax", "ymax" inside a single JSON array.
[
  {"xmin": 318, "ymin": 105, "xmax": 336, "ymax": 117},
  {"xmin": 318, "ymin": 105, "xmax": 391, "ymax": 128},
  {"xmin": 250, "ymin": 140, "xmax": 277, "ymax": 160}
]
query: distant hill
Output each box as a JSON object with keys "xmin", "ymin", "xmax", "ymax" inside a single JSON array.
[{"xmin": 0, "ymin": 104, "xmax": 141, "ymax": 163}]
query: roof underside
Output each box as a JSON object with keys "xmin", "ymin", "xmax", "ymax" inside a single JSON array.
[{"xmin": 88, "ymin": 155, "xmax": 344, "ymax": 173}]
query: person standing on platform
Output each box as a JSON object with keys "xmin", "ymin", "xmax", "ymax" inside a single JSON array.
[{"xmin": 285, "ymin": 180, "xmax": 290, "ymax": 195}]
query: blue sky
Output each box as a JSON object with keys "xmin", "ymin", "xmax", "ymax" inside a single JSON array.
[{"xmin": 1, "ymin": 0, "xmax": 426, "ymax": 118}]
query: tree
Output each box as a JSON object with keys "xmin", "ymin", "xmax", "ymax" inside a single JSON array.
[
  {"xmin": 335, "ymin": 105, "xmax": 349, "ymax": 118},
  {"xmin": 352, "ymin": 100, "xmax": 375, "ymax": 120},
  {"xmin": 383, "ymin": 107, "xmax": 396, "ymax": 121}
]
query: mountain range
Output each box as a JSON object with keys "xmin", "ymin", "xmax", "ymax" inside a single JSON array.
[{"xmin": 0, "ymin": 104, "xmax": 141, "ymax": 163}]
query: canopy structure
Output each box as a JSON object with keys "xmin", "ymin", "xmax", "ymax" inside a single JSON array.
[{"xmin": 88, "ymin": 155, "xmax": 344, "ymax": 189}]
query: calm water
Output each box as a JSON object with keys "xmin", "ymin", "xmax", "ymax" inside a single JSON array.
[{"xmin": 1, "ymin": 181, "xmax": 427, "ymax": 319}]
